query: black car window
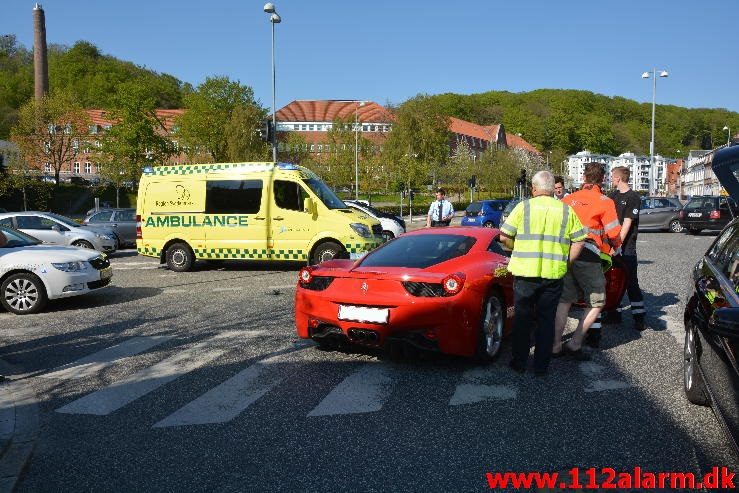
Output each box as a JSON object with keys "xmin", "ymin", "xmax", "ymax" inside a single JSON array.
[
  {"xmin": 466, "ymin": 202, "xmax": 483, "ymax": 214},
  {"xmin": 487, "ymin": 238, "xmax": 510, "ymax": 257},
  {"xmin": 707, "ymin": 227, "xmax": 739, "ymax": 274},
  {"xmin": 274, "ymin": 180, "xmax": 310, "ymax": 212},
  {"xmin": 16, "ymin": 215, "xmax": 56, "ymax": 230},
  {"xmin": 206, "ymin": 180, "xmax": 263, "ymax": 214},
  {"xmin": 360, "ymin": 234, "xmax": 477, "ymax": 268},
  {"xmin": 90, "ymin": 211, "xmax": 114, "ymax": 223},
  {"xmin": 641, "ymin": 199, "xmax": 653, "ymax": 210},
  {"xmin": 488, "ymin": 201, "xmax": 507, "ymax": 212},
  {"xmin": 684, "ymin": 198, "xmax": 709, "ymax": 211},
  {"xmin": 0, "ymin": 218, "xmax": 12, "ymax": 227},
  {"xmin": 115, "ymin": 210, "xmax": 136, "ymax": 221},
  {"xmin": 653, "ymin": 198, "xmax": 672, "ymax": 208}
]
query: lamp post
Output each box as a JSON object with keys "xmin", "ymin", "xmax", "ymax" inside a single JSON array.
[
  {"xmin": 264, "ymin": 3, "xmax": 281, "ymax": 162},
  {"xmin": 642, "ymin": 69, "xmax": 669, "ymax": 195},
  {"xmin": 354, "ymin": 101, "xmax": 366, "ymax": 200},
  {"xmin": 724, "ymin": 125, "xmax": 731, "ymax": 146}
]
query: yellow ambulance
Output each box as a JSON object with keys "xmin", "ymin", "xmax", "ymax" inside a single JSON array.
[{"xmin": 135, "ymin": 162, "xmax": 383, "ymax": 271}]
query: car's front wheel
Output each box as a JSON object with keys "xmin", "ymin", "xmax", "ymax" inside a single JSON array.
[
  {"xmin": 166, "ymin": 242, "xmax": 195, "ymax": 272},
  {"xmin": 311, "ymin": 241, "xmax": 344, "ymax": 265},
  {"xmin": 72, "ymin": 240, "xmax": 94, "ymax": 249},
  {"xmin": 669, "ymin": 219, "xmax": 683, "ymax": 233},
  {"xmin": 475, "ymin": 291, "xmax": 505, "ymax": 363},
  {"xmin": 1, "ymin": 273, "xmax": 48, "ymax": 315},
  {"xmin": 684, "ymin": 326, "xmax": 709, "ymax": 406}
]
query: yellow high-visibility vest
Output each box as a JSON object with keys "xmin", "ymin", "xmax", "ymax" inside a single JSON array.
[{"xmin": 500, "ymin": 196, "xmax": 587, "ymax": 279}]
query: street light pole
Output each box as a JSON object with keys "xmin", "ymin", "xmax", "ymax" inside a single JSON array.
[
  {"xmin": 642, "ymin": 69, "xmax": 668, "ymax": 195},
  {"xmin": 354, "ymin": 101, "xmax": 365, "ymax": 200},
  {"xmin": 724, "ymin": 125, "xmax": 731, "ymax": 146},
  {"xmin": 264, "ymin": 3, "xmax": 281, "ymax": 162}
]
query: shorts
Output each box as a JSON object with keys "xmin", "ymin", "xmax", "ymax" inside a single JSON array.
[{"xmin": 560, "ymin": 260, "xmax": 606, "ymax": 308}]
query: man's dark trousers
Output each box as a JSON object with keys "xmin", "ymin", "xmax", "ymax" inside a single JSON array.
[{"xmin": 511, "ymin": 276, "xmax": 564, "ymax": 373}]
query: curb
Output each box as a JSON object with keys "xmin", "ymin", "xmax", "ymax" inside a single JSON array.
[{"xmin": 0, "ymin": 360, "xmax": 39, "ymax": 493}]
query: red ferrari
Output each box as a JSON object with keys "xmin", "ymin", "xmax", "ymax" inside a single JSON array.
[{"xmin": 295, "ymin": 227, "xmax": 626, "ymax": 361}]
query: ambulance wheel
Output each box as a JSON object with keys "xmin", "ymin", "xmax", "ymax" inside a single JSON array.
[
  {"xmin": 311, "ymin": 241, "xmax": 343, "ymax": 265},
  {"xmin": 166, "ymin": 243, "xmax": 194, "ymax": 272},
  {"xmin": 475, "ymin": 292, "xmax": 505, "ymax": 363}
]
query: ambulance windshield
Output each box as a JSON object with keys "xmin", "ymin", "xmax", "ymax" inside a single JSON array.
[{"xmin": 303, "ymin": 178, "xmax": 347, "ymax": 210}]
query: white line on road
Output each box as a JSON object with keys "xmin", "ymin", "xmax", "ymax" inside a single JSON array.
[
  {"xmin": 448, "ymin": 367, "xmax": 517, "ymax": 406},
  {"xmin": 55, "ymin": 331, "xmax": 253, "ymax": 416},
  {"xmin": 163, "ymin": 289, "xmax": 188, "ymax": 294},
  {"xmin": 113, "ymin": 266, "xmax": 161, "ymax": 270},
  {"xmin": 212, "ymin": 287, "xmax": 242, "ymax": 292},
  {"xmin": 153, "ymin": 345, "xmax": 307, "ymax": 428},
  {"xmin": 40, "ymin": 336, "xmax": 174, "ymax": 380},
  {"xmin": 267, "ymin": 285, "xmax": 296, "ymax": 290},
  {"xmin": 578, "ymin": 362, "xmax": 631, "ymax": 392},
  {"xmin": 308, "ymin": 363, "xmax": 393, "ymax": 417}
]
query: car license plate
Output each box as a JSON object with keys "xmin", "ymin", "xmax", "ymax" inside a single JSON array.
[
  {"xmin": 338, "ymin": 305, "xmax": 389, "ymax": 324},
  {"xmin": 688, "ymin": 212, "xmax": 702, "ymax": 217},
  {"xmin": 100, "ymin": 267, "xmax": 113, "ymax": 280}
]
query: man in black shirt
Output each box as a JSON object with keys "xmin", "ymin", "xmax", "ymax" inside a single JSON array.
[{"xmin": 606, "ymin": 166, "xmax": 645, "ymax": 331}]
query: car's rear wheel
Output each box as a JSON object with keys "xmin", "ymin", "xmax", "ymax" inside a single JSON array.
[
  {"xmin": 72, "ymin": 240, "xmax": 94, "ymax": 249},
  {"xmin": 669, "ymin": 219, "xmax": 683, "ymax": 233},
  {"xmin": 1, "ymin": 273, "xmax": 48, "ymax": 315},
  {"xmin": 475, "ymin": 291, "xmax": 505, "ymax": 363},
  {"xmin": 311, "ymin": 241, "xmax": 344, "ymax": 265},
  {"xmin": 483, "ymin": 221, "xmax": 494, "ymax": 228},
  {"xmin": 382, "ymin": 231, "xmax": 394, "ymax": 242},
  {"xmin": 166, "ymin": 242, "xmax": 194, "ymax": 272},
  {"xmin": 684, "ymin": 326, "xmax": 709, "ymax": 406},
  {"xmin": 687, "ymin": 227, "xmax": 702, "ymax": 235}
]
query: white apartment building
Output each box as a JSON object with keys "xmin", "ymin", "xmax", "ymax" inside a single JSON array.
[{"xmin": 567, "ymin": 150, "xmax": 670, "ymax": 192}]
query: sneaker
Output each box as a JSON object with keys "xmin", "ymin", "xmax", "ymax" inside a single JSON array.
[{"xmin": 634, "ymin": 318, "xmax": 646, "ymax": 331}]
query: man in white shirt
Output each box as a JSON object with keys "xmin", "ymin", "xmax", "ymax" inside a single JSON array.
[
  {"xmin": 426, "ymin": 188, "xmax": 454, "ymax": 227},
  {"xmin": 554, "ymin": 176, "xmax": 569, "ymax": 200}
]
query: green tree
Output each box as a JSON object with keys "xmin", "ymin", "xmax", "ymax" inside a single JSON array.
[
  {"xmin": 278, "ymin": 132, "xmax": 310, "ymax": 166},
  {"xmin": 225, "ymin": 104, "xmax": 270, "ymax": 161},
  {"xmin": 11, "ymin": 90, "xmax": 90, "ymax": 185},
  {"xmin": 176, "ymin": 77, "xmax": 265, "ymax": 163},
  {"xmin": 97, "ymin": 81, "xmax": 174, "ymax": 206}
]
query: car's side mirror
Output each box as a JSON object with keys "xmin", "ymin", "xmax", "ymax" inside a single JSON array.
[
  {"xmin": 303, "ymin": 197, "xmax": 316, "ymax": 215},
  {"xmin": 51, "ymin": 224, "xmax": 61, "ymax": 232},
  {"xmin": 709, "ymin": 307, "xmax": 739, "ymax": 339}
]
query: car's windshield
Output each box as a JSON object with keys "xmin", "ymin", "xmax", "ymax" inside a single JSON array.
[
  {"xmin": 360, "ymin": 234, "xmax": 477, "ymax": 268},
  {"xmin": 303, "ymin": 178, "xmax": 347, "ymax": 210},
  {"xmin": 488, "ymin": 201, "xmax": 508, "ymax": 212},
  {"xmin": 684, "ymin": 198, "xmax": 715, "ymax": 210},
  {"xmin": 46, "ymin": 213, "xmax": 80, "ymax": 228},
  {"xmin": 0, "ymin": 226, "xmax": 41, "ymax": 248},
  {"xmin": 466, "ymin": 202, "xmax": 483, "ymax": 214},
  {"xmin": 503, "ymin": 200, "xmax": 520, "ymax": 215}
]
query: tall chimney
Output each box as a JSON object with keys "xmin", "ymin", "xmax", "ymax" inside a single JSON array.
[{"xmin": 33, "ymin": 3, "xmax": 49, "ymax": 101}]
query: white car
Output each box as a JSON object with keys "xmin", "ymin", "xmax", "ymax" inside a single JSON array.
[
  {"xmin": 0, "ymin": 211, "xmax": 117, "ymax": 253},
  {"xmin": 0, "ymin": 226, "xmax": 113, "ymax": 314},
  {"xmin": 343, "ymin": 200, "xmax": 406, "ymax": 241}
]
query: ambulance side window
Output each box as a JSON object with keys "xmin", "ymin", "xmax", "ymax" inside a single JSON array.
[
  {"xmin": 206, "ymin": 180, "xmax": 263, "ymax": 214},
  {"xmin": 274, "ymin": 180, "xmax": 309, "ymax": 212}
]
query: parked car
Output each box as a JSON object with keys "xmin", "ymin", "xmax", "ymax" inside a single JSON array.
[
  {"xmin": 0, "ymin": 211, "xmax": 117, "ymax": 253},
  {"xmin": 0, "ymin": 225, "xmax": 113, "ymax": 314},
  {"xmin": 85, "ymin": 202, "xmax": 113, "ymax": 216},
  {"xmin": 460, "ymin": 200, "xmax": 510, "ymax": 228},
  {"xmin": 679, "ymin": 195, "xmax": 739, "ymax": 235},
  {"xmin": 639, "ymin": 196, "xmax": 683, "ymax": 233},
  {"xmin": 683, "ymin": 144, "xmax": 739, "ymax": 453},
  {"xmin": 500, "ymin": 198, "xmax": 521, "ymax": 226},
  {"xmin": 295, "ymin": 227, "xmax": 626, "ymax": 360},
  {"xmin": 83, "ymin": 208, "xmax": 136, "ymax": 248},
  {"xmin": 343, "ymin": 200, "xmax": 405, "ymax": 241}
]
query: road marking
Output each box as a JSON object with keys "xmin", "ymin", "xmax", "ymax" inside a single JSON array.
[
  {"xmin": 578, "ymin": 362, "xmax": 631, "ymax": 392},
  {"xmin": 658, "ymin": 303, "xmax": 684, "ymax": 343},
  {"xmin": 40, "ymin": 336, "xmax": 174, "ymax": 380},
  {"xmin": 113, "ymin": 266, "xmax": 161, "ymax": 271},
  {"xmin": 307, "ymin": 363, "xmax": 393, "ymax": 417},
  {"xmin": 55, "ymin": 331, "xmax": 250, "ymax": 416},
  {"xmin": 153, "ymin": 345, "xmax": 308, "ymax": 428},
  {"xmin": 213, "ymin": 287, "xmax": 242, "ymax": 292},
  {"xmin": 163, "ymin": 289, "xmax": 188, "ymax": 294},
  {"xmin": 267, "ymin": 285, "xmax": 296, "ymax": 290},
  {"xmin": 448, "ymin": 367, "xmax": 517, "ymax": 406}
]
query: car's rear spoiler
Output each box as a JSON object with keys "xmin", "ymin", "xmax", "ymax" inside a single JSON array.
[{"xmin": 712, "ymin": 145, "xmax": 739, "ymax": 202}]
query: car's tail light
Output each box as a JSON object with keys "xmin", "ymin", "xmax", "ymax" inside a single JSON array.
[
  {"xmin": 442, "ymin": 273, "xmax": 465, "ymax": 295},
  {"xmin": 136, "ymin": 214, "xmax": 142, "ymax": 239},
  {"xmin": 298, "ymin": 266, "xmax": 313, "ymax": 285},
  {"xmin": 298, "ymin": 266, "xmax": 334, "ymax": 291},
  {"xmin": 710, "ymin": 210, "xmax": 721, "ymax": 219},
  {"xmin": 402, "ymin": 281, "xmax": 445, "ymax": 297}
]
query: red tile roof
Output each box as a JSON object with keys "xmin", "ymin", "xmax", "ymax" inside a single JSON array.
[
  {"xmin": 449, "ymin": 117, "xmax": 499, "ymax": 142},
  {"xmin": 86, "ymin": 109, "xmax": 184, "ymax": 132},
  {"xmin": 276, "ymin": 100, "xmax": 394, "ymax": 123},
  {"xmin": 505, "ymin": 132, "xmax": 540, "ymax": 154}
]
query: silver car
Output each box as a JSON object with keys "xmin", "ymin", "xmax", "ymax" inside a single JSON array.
[
  {"xmin": 0, "ymin": 211, "xmax": 117, "ymax": 252},
  {"xmin": 639, "ymin": 196, "xmax": 683, "ymax": 233},
  {"xmin": 83, "ymin": 208, "xmax": 136, "ymax": 248}
]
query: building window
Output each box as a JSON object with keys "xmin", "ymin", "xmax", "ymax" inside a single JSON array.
[
  {"xmin": 309, "ymin": 124, "xmax": 315, "ymax": 131},
  {"xmin": 310, "ymin": 144, "xmax": 315, "ymax": 152},
  {"xmin": 301, "ymin": 124, "xmax": 307, "ymax": 131},
  {"xmin": 73, "ymin": 162, "xmax": 80, "ymax": 174},
  {"xmin": 294, "ymin": 125, "xmax": 299, "ymax": 131},
  {"xmin": 44, "ymin": 163, "xmax": 51, "ymax": 173},
  {"xmin": 85, "ymin": 162, "xmax": 92, "ymax": 174},
  {"xmin": 362, "ymin": 125, "xmax": 368, "ymax": 132},
  {"xmin": 96, "ymin": 163, "xmax": 101, "ymax": 173},
  {"xmin": 317, "ymin": 145, "xmax": 323, "ymax": 152},
  {"xmin": 370, "ymin": 125, "xmax": 376, "ymax": 132}
]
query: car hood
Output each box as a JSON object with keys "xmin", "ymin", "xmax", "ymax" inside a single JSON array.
[
  {"xmin": 0, "ymin": 245, "xmax": 103, "ymax": 263},
  {"xmin": 712, "ymin": 145, "xmax": 739, "ymax": 202}
]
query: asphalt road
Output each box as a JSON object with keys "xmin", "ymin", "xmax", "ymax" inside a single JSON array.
[{"xmin": 1, "ymin": 231, "xmax": 737, "ymax": 492}]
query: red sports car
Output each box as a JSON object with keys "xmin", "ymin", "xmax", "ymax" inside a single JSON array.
[{"xmin": 295, "ymin": 227, "xmax": 626, "ymax": 361}]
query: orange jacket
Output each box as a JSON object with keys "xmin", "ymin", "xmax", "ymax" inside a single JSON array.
[{"xmin": 562, "ymin": 184, "xmax": 622, "ymax": 255}]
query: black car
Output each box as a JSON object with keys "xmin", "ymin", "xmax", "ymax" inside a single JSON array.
[
  {"xmin": 683, "ymin": 144, "xmax": 739, "ymax": 453},
  {"xmin": 679, "ymin": 195, "xmax": 739, "ymax": 235}
]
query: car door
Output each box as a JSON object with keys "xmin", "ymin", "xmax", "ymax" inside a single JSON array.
[
  {"xmin": 14, "ymin": 215, "xmax": 68, "ymax": 245},
  {"xmin": 719, "ymin": 198, "xmax": 738, "ymax": 229},
  {"xmin": 691, "ymin": 224, "xmax": 739, "ymax": 446},
  {"xmin": 639, "ymin": 198, "xmax": 657, "ymax": 229},
  {"xmin": 649, "ymin": 197, "xmax": 678, "ymax": 230},
  {"xmin": 112, "ymin": 209, "xmax": 136, "ymax": 246},
  {"xmin": 270, "ymin": 179, "xmax": 316, "ymax": 260}
]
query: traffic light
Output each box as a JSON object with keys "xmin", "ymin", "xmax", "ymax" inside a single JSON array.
[
  {"xmin": 468, "ymin": 175, "xmax": 477, "ymax": 188},
  {"xmin": 517, "ymin": 168, "xmax": 527, "ymax": 186},
  {"xmin": 258, "ymin": 120, "xmax": 274, "ymax": 142},
  {"xmin": 409, "ymin": 190, "xmax": 415, "ymax": 200}
]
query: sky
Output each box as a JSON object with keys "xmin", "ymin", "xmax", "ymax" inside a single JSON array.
[{"xmin": 3, "ymin": 0, "xmax": 739, "ymax": 113}]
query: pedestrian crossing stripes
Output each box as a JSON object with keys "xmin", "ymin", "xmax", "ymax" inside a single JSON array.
[{"xmin": 51, "ymin": 335, "xmax": 635, "ymax": 427}]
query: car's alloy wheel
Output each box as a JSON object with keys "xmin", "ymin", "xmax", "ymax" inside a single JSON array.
[
  {"xmin": 669, "ymin": 219, "xmax": 683, "ymax": 233},
  {"xmin": 166, "ymin": 242, "xmax": 194, "ymax": 272},
  {"xmin": 1, "ymin": 273, "xmax": 47, "ymax": 315},
  {"xmin": 476, "ymin": 293, "xmax": 504, "ymax": 362},
  {"xmin": 312, "ymin": 241, "xmax": 343, "ymax": 265},
  {"xmin": 72, "ymin": 240, "xmax": 94, "ymax": 249},
  {"xmin": 683, "ymin": 327, "xmax": 709, "ymax": 406}
]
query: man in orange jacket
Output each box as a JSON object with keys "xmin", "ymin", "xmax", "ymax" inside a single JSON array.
[{"xmin": 553, "ymin": 162, "xmax": 622, "ymax": 360}]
